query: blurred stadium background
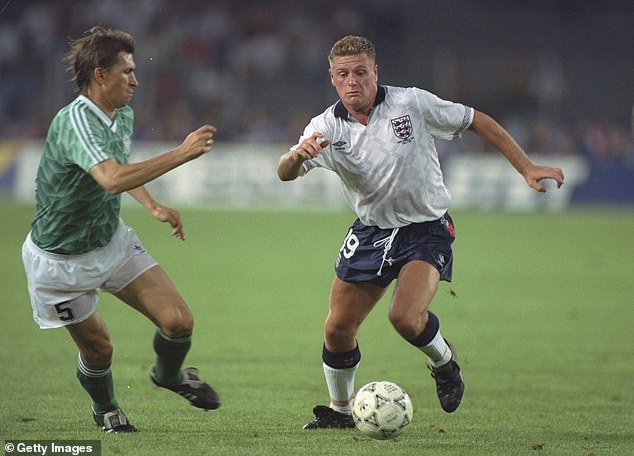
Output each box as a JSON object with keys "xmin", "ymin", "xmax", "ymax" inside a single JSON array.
[{"xmin": 1, "ymin": 0, "xmax": 633, "ymax": 209}]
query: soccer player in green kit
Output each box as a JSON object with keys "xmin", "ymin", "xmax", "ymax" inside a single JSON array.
[{"xmin": 21, "ymin": 26, "xmax": 220, "ymax": 432}]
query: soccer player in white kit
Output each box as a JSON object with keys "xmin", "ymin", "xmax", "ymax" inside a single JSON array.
[{"xmin": 278, "ymin": 35, "xmax": 565, "ymax": 429}]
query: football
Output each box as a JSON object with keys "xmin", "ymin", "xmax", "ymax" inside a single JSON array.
[{"xmin": 352, "ymin": 381, "xmax": 413, "ymax": 440}]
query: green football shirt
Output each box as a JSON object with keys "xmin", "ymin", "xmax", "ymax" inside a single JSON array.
[{"xmin": 31, "ymin": 95, "xmax": 134, "ymax": 254}]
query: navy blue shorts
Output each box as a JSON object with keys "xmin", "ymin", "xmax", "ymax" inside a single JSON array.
[{"xmin": 335, "ymin": 213, "xmax": 456, "ymax": 288}]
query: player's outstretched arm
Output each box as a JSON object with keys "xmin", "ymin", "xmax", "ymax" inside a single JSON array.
[
  {"xmin": 89, "ymin": 124, "xmax": 217, "ymax": 195},
  {"xmin": 469, "ymin": 110, "xmax": 564, "ymax": 192}
]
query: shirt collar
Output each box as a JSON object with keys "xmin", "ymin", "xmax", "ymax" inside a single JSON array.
[
  {"xmin": 77, "ymin": 94, "xmax": 118, "ymax": 130},
  {"xmin": 333, "ymin": 85, "xmax": 387, "ymax": 119}
]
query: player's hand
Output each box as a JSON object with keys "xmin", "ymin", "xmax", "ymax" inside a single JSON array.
[
  {"xmin": 150, "ymin": 204, "xmax": 186, "ymax": 240},
  {"xmin": 180, "ymin": 124, "xmax": 217, "ymax": 161},
  {"xmin": 293, "ymin": 132, "xmax": 330, "ymax": 161},
  {"xmin": 523, "ymin": 164, "xmax": 565, "ymax": 192}
]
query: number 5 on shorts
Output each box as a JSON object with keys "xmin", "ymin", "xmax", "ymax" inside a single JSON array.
[{"xmin": 54, "ymin": 302, "xmax": 75, "ymax": 322}]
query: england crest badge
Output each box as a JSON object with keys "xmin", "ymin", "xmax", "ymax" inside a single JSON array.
[{"xmin": 390, "ymin": 115, "xmax": 413, "ymax": 143}]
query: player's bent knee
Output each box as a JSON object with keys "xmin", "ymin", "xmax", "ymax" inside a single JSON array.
[
  {"xmin": 324, "ymin": 322, "xmax": 357, "ymax": 348},
  {"xmin": 388, "ymin": 310, "xmax": 421, "ymax": 340},
  {"xmin": 159, "ymin": 308, "xmax": 194, "ymax": 338}
]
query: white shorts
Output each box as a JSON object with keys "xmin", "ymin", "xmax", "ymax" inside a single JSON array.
[{"xmin": 22, "ymin": 220, "xmax": 158, "ymax": 329}]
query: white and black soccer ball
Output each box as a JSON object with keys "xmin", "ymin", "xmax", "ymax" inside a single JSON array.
[{"xmin": 352, "ymin": 380, "xmax": 413, "ymax": 440}]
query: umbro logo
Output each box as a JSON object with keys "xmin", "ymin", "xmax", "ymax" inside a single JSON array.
[{"xmin": 332, "ymin": 140, "xmax": 347, "ymax": 151}]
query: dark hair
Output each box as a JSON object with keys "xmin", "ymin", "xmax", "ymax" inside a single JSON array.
[
  {"xmin": 328, "ymin": 35, "xmax": 376, "ymax": 67},
  {"xmin": 64, "ymin": 26, "xmax": 135, "ymax": 92}
]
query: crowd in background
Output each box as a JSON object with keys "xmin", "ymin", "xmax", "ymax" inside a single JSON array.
[{"xmin": 1, "ymin": 0, "xmax": 632, "ymax": 164}]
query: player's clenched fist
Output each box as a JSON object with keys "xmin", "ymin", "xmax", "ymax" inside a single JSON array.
[
  {"xmin": 180, "ymin": 124, "xmax": 217, "ymax": 160},
  {"xmin": 294, "ymin": 132, "xmax": 330, "ymax": 160},
  {"xmin": 277, "ymin": 131, "xmax": 330, "ymax": 181}
]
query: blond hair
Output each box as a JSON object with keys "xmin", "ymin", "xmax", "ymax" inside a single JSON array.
[{"xmin": 328, "ymin": 35, "xmax": 376, "ymax": 67}]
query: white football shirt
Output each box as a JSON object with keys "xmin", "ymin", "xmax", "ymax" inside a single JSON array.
[{"xmin": 294, "ymin": 85, "xmax": 473, "ymax": 228}]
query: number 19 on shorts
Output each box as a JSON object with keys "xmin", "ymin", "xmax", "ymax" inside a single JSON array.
[{"xmin": 340, "ymin": 229, "xmax": 359, "ymax": 259}]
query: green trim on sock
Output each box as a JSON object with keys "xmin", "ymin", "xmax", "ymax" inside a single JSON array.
[{"xmin": 76, "ymin": 356, "xmax": 118, "ymax": 415}]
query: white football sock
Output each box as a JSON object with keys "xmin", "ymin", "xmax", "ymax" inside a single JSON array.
[
  {"xmin": 323, "ymin": 362, "xmax": 358, "ymax": 414},
  {"xmin": 418, "ymin": 330, "xmax": 452, "ymax": 367}
]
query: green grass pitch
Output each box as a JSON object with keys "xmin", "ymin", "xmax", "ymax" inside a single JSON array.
[{"xmin": 1, "ymin": 201, "xmax": 632, "ymax": 455}]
